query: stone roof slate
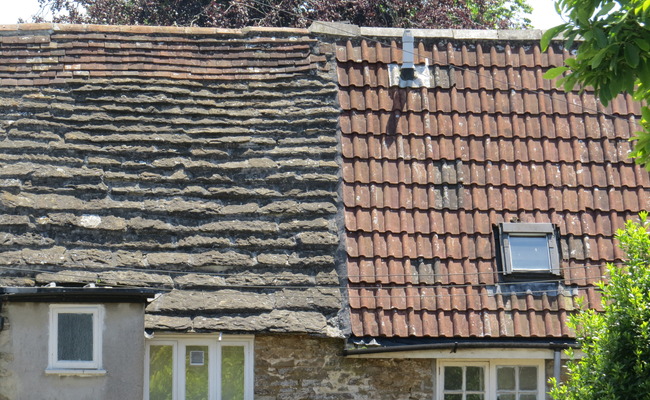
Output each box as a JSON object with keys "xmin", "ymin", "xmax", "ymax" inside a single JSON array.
[
  {"xmin": 337, "ymin": 35, "xmax": 650, "ymax": 339},
  {"xmin": 0, "ymin": 24, "xmax": 343, "ymax": 337}
]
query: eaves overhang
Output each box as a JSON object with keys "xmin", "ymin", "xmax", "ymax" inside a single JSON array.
[
  {"xmin": 0, "ymin": 287, "xmax": 160, "ymax": 303},
  {"xmin": 344, "ymin": 337, "xmax": 578, "ymax": 356}
]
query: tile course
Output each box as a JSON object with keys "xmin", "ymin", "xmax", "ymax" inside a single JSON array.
[
  {"xmin": 338, "ymin": 35, "xmax": 649, "ymax": 338},
  {"xmin": 0, "ymin": 22, "xmax": 648, "ymax": 342},
  {"xmin": 0, "ymin": 24, "xmax": 343, "ymax": 336}
]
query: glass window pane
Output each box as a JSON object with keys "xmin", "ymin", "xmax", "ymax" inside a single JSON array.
[
  {"xmin": 444, "ymin": 395, "xmax": 462, "ymax": 400},
  {"xmin": 520, "ymin": 394, "xmax": 538, "ymax": 400},
  {"xmin": 444, "ymin": 366, "xmax": 463, "ymax": 390},
  {"xmin": 509, "ymin": 235, "xmax": 551, "ymax": 271},
  {"xmin": 222, "ymin": 346, "xmax": 245, "ymax": 400},
  {"xmin": 467, "ymin": 395, "xmax": 484, "ymax": 400},
  {"xmin": 497, "ymin": 395, "xmax": 516, "ymax": 400},
  {"xmin": 497, "ymin": 366, "xmax": 516, "ymax": 390},
  {"xmin": 519, "ymin": 367, "xmax": 538, "ymax": 390},
  {"xmin": 58, "ymin": 313, "xmax": 93, "ymax": 361},
  {"xmin": 149, "ymin": 345, "xmax": 173, "ymax": 400},
  {"xmin": 186, "ymin": 345, "xmax": 209, "ymax": 400},
  {"xmin": 466, "ymin": 366, "xmax": 484, "ymax": 391}
]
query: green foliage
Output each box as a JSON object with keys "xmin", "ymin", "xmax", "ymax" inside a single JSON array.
[
  {"xmin": 550, "ymin": 213, "xmax": 650, "ymax": 400},
  {"xmin": 541, "ymin": 0, "xmax": 650, "ymax": 168},
  {"xmin": 34, "ymin": 0, "xmax": 532, "ymax": 29}
]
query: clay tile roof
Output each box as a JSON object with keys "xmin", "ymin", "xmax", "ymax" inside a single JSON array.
[
  {"xmin": 0, "ymin": 24, "xmax": 315, "ymax": 85},
  {"xmin": 338, "ymin": 33, "xmax": 649, "ymax": 339}
]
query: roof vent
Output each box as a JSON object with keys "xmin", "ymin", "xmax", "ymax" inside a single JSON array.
[
  {"xmin": 400, "ymin": 30, "xmax": 415, "ymax": 81},
  {"xmin": 388, "ymin": 30, "xmax": 432, "ymax": 88}
]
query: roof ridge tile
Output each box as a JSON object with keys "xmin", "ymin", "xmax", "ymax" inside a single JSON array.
[{"xmin": 0, "ymin": 23, "xmax": 310, "ymax": 37}]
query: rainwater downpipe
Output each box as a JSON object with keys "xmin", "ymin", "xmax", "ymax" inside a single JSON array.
[{"xmin": 554, "ymin": 349, "xmax": 562, "ymax": 384}]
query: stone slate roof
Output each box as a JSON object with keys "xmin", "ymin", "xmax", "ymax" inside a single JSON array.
[
  {"xmin": 0, "ymin": 24, "xmax": 343, "ymax": 337},
  {"xmin": 335, "ymin": 29, "xmax": 650, "ymax": 339}
]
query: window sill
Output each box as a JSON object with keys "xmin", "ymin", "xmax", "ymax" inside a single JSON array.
[{"xmin": 45, "ymin": 368, "xmax": 107, "ymax": 376}]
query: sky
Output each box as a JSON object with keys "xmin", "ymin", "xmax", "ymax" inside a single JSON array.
[{"xmin": 1, "ymin": 0, "xmax": 566, "ymax": 28}]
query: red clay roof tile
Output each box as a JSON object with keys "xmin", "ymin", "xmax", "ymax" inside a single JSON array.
[{"xmin": 341, "ymin": 37, "xmax": 649, "ymax": 339}]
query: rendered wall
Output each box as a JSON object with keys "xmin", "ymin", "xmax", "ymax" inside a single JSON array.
[{"xmin": 0, "ymin": 301, "xmax": 145, "ymax": 400}]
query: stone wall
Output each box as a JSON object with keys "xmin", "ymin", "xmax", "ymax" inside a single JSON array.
[{"xmin": 255, "ymin": 335, "xmax": 434, "ymax": 400}]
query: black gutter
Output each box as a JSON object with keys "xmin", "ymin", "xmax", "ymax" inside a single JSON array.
[
  {"xmin": 344, "ymin": 340, "xmax": 578, "ymax": 356},
  {"xmin": 0, "ymin": 287, "xmax": 160, "ymax": 303}
]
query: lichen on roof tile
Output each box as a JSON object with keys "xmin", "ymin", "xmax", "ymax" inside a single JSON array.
[{"xmin": 339, "ymin": 32, "xmax": 650, "ymax": 339}]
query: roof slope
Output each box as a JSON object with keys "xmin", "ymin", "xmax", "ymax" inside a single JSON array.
[
  {"xmin": 0, "ymin": 24, "xmax": 343, "ymax": 337},
  {"xmin": 337, "ymin": 32, "xmax": 650, "ymax": 339}
]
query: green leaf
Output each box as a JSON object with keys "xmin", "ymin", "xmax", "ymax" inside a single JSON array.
[
  {"xmin": 563, "ymin": 73, "xmax": 579, "ymax": 92},
  {"xmin": 639, "ymin": 61, "xmax": 650, "ymax": 84},
  {"xmin": 595, "ymin": 2, "xmax": 616, "ymax": 18},
  {"xmin": 626, "ymin": 44, "xmax": 641, "ymax": 67},
  {"xmin": 541, "ymin": 24, "xmax": 567, "ymax": 51},
  {"xmin": 590, "ymin": 48, "xmax": 609, "ymax": 68},
  {"xmin": 641, "ymin": 106, "xmax": 650, "ymax": 122},
  {"xmin": 634, "ymin": 38, "xmax": 650, "ymax": 52},
  {"xmin": 565, "ymin": 31, "xmax": 578, "ymax": 50},
  {"xmin": 600, "ymin": 81, "xmax": 612, "ymax": 104},
  {"xmin": 543, "ymin": 66, "xmax": 570, "ymax": 79},
  {"xmin": 594, "ymin": 28, "xmax": 608, "ymax": 48}
]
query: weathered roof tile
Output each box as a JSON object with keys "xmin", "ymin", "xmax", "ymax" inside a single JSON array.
[
  {"xmin": 0, "ymin": 25, "xmax": 342, "ymax": 337},
  {"xmin": 341, "ymin": 37, "xmax": 649, "ymax": 339}
]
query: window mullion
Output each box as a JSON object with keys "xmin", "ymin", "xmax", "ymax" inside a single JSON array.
[
  {"xmin": 211, "ymin": 342, "xmax": 219, "ymax": 400},
  {"xmin": 176, "ymin": 342, "xmax": 184, "ymax": 400}
]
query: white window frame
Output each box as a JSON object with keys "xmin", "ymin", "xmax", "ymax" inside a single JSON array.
[
  {"xmin": 499, "ymin": 222, "xmax": 561, "ymax": 275},
  {"xmin": 437, "ymin": 359, "xmax": 545, "ymax": 400},
  {"xmin": 439, "ymin": 361, "xmax": 489, "ymax": 399},
  {"xmin": 144, "ymin": 335, "xmax": 254, "ymax": 400},
  {"xmin": 47, "ymin": 304, "xmax": 104, "ymax": 372}
]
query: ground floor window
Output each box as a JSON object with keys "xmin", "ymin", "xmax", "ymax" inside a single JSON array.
[
  {"xmin": 438, "ymin": 360, "xmax": 544, "ymax": 400},
  {"xmin": 48, "ymin": 304, "xmax": 103, "ymax": 371},
  {"xmin": 145, "ymin": 335, "xmax": 253, "ymax": 400}
]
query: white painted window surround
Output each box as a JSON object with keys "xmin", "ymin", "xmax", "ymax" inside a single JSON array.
[
  {"xmin": 437, "ymin": 359, "xmax": 545, "ymax": 400},
  {"xmin": 47, "ymin": 304, "xmax": 104, "ymax": 374},
  {"xmin": 144, "ymin": 335, "xmax": 254, "ymax": 400}
]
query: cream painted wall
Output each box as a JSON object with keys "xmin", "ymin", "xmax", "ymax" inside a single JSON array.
[{"xmin": 0, "ymin": 301, "xmax": 145, "ymax": 400}]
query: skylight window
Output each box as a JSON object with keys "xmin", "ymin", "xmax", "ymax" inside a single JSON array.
[{"xmin": 498, "ymin": 223, "xmax": 561, "ymax": 275}]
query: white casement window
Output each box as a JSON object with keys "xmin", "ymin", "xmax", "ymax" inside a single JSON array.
[
  {"xmin": 438, "ymin": 360, "xmax": 544, "ymax": 400},
  {"xmin": 498, "ymin": 222, "xmax": 561, "ymax": 275},
  {"xmin": 48, "ymin": 304, "xmax": 104, "ymax": 371},
  {"xmin": 145, "ymin": 336, "xmax": 254, "ymax": 400},
  {"xmin": 441, "ymin": 362, "xmax": 488, "ymax": 399}
]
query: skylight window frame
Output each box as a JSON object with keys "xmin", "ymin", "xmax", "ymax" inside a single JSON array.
[{"xmin": 498, "ymin": 222, "xmax": 561, "ymax": 276}]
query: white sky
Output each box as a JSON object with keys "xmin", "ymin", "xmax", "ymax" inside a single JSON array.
[
  {"xmin": 1, "ymin": 0, "xmax": 46, "ymax": 24},
  {"xmin": 1, "ymin": 0, "xmax": 566, "ymax": 28}
]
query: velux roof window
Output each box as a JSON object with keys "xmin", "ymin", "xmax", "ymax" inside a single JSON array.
[{"xmin": 498, "ymin": 223, "xmax": 561, "ymax": 275}]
